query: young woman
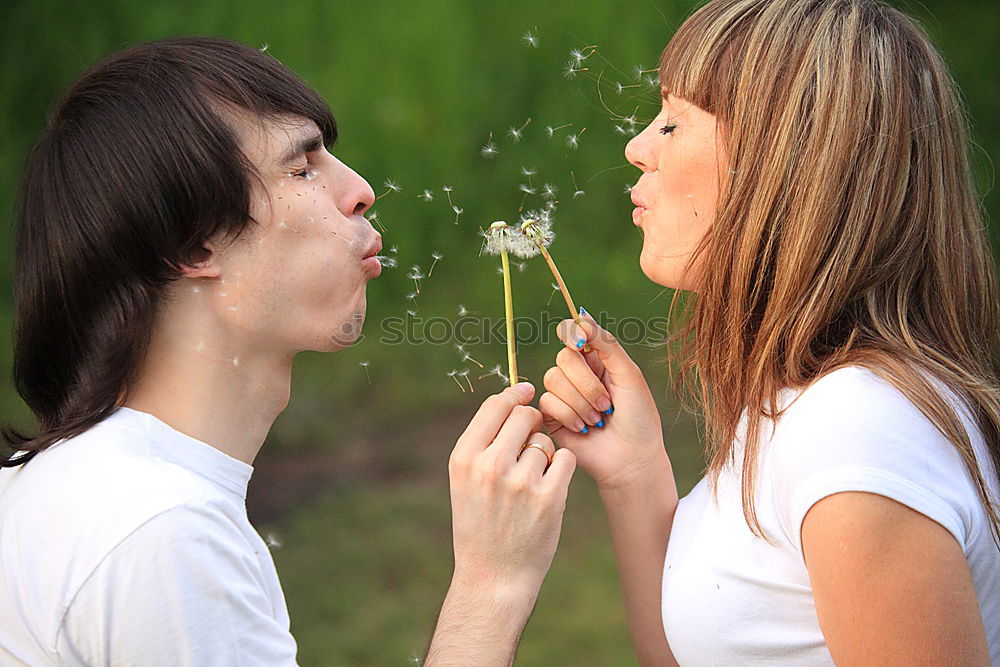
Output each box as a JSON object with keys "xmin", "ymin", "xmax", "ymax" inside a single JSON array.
[{"xmin": 539, "ymin": 0, "xmax": 1000, "ymax": 663}]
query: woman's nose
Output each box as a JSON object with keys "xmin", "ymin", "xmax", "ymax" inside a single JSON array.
[{"xmin": 625, "ymin": 125, "xmax": 655, "ymax": 172}]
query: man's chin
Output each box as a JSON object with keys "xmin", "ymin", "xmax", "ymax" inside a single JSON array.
[{"xmin": 324, "ymin": 310, "xmax": 367, "ymax": 350}]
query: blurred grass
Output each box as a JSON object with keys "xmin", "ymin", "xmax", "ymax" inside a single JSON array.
[{"xmin": 1, "ymin": 0, "xmax": 997, "ymax": 664}]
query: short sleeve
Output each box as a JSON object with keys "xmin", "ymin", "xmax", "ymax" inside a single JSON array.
[
  {"xmin": 55, "ymin": 503, "xmax": 298, "ymax": 666},
  {"xmin": 767, "ymin": 367, "xmax": 976, "ymax": 559}
]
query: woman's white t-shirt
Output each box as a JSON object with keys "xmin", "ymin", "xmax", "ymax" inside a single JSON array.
[
  {"xmin": 662, "ymin": 366, "xmax": 1000, "ymax": 665},
  {"xmin": 0, "ymin": 406, "xmax": 298, "ymax": 666}
]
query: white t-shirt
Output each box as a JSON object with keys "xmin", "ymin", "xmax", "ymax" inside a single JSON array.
[
  {"xmin": 663, "ymin": 366, "xmax": 1000, "ymax": 665},
  {"xmin": 0, "ymin": 406, "xmax": 298, "ymax": 666}
]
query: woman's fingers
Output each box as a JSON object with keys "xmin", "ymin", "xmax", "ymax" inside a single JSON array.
[
  {"xmin": 555, "ymin": 347, "xmax": 613, "ymax": 414},
  {"xmin": 539, "ymin": 391, "xmax": 588, "ymax": 434},
  {"xmin": 540, "ymin": 448, "xmax": 577, "ymax": 495},
  {"xmin": 543, "ymin": 365, "xmax": 605, "ymax": 428},
  {"xmin": 556, "ymin": 309, "xmax": 641, "ymax": 384}
]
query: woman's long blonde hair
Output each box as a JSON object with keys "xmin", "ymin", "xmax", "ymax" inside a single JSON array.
[{"xmin": 661, "ymin": 0, "xmax": 1000, "ymax": 545}]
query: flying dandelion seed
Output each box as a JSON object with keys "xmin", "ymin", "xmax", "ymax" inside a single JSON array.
[
  {"xmin": 520, "ymin": 166, "xmax": 537, "ymax": 177},
  {"xmin": 519, "ymin": 183, "xmax": 536, "ymax": 195},
  {"xmin": 265, "ymin": 532, "xmax": 282, "ymax": 549},
  {"xmin": 419, "ymin": 189, "xmax": 434, "ymax": 202},
  {"xmin": 452, "ymin": 205, "xmax": 463, "ymax": 224},
  {"xmin": 522, "ymin": 30, "xmax": 539, "ymax": 47},
  {"xmin": 571, "ymin": 172, "xmax": 586, "ymax": 198},
  {"xmin": 516, "ymin": 261, "xmax": 528, "ymax": 272},
  {"xmin": 614, "ymin": 124, "xmax": 628, "ymax": 135},
  {"xmin": 359, "ymin": 360, "xmax": 371, "ymax": 384},
  {"xmin": 366, "ymin": 210, "xmax": 386, "ymax": 232},
  {"xmin": 442, "ymin": 186, "xmax": 455, "ymax": 209},
  {"xmin": 507, "ymin": 117, "xmax": 531, "ymax": 143},
  {"xmin": 259, "ymin": 43, "xmax": 270, "ymax": 53},
  {"xmin": 447, "ymin": 370, "xmax": 466, "ymax": 392},
  {"xmin": 546, "ymin": 123, "xmax": 572, "ymax": 137},
  {"xmin": 407, "ymin": 265, "xmax": 425, "ymax": 294},
  {"xmin": 479, "ymin": 364, "xmax": 503, "ymax": 380},
  {"xmin": 455, "ymin": 344, "xmax": 484, "ymax": 368},
  {"xmin": 389, "ymin": 245, "xmax": 399, "ymax": 254},
  {"xmin": 563, "ymin": 61, "xmax": 588, "ymax": 78},
  {"xmin": 624, "ymin": 183, "xmax": 634, "ymax": 193},
  {"xmin": 547, "ymin": 281, "xmax": 560, "ymax": 306},
  {"xmin": 374, "ymin": 255, "xmax": 397, "ymax": 269},
  {"xmin": 481, "ymin": 131, "xmax": 498, "ymax": 159},
  {"xmin": 428, "ymin": 251, "xmax": 444, "ymax": 277},
  {"xmin": 645, "ymin": 74, "xmax": 659, "ymax": 88},
  {"xmin": 457, "ymin": 304, "xmax": 470, "ymax": 317},
  {"xmin": 542, "ymin": 183, "xmax": 558, "ymax": 200},
  {"xmin": 376, "ymin": 179, "xmax": 401, "ymax": 200},
  {"xmin": 457, "ymin": 369, "xmax": 475, "ymax": 392},
  {"xmin": 406, "ymin": 309, "xmax": 417, "ymax": 317}
]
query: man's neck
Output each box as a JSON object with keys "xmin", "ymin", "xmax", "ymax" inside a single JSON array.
[{"xmin": 123, "ymin": 305, "xmax": 294, "ymax": 465}]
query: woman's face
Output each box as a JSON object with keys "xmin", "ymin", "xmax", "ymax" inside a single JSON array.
[{"xmin": 625, "ymin": 92, "xmax": 725, "ymax": 291}]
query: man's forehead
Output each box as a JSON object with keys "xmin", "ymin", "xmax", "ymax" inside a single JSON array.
[{"xmin": 236, "ymin": 114, "xmax": 321, "ymax": 165}]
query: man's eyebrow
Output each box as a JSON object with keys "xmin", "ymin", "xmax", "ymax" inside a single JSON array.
[{"xmin": 280, "ymin": 133, "xmax": 324, "ymax": 165}]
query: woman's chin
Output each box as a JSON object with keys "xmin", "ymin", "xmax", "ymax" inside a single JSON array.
[{"xmin": 639, "ymin": 247, "xmax": 675, "ymax": 288}]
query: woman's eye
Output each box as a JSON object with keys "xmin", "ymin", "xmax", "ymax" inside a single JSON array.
[{"xmin": 659, "ymin": 124, "xmax": 677, "ymax": 135}]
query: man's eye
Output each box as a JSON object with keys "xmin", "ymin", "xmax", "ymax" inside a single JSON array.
[
  {"xmin": 291, "ymin": 168, "xmax": 309, "ymax": 178},
  {"xmin": 659, "ymin": 124, "xmax": 677, "ymax": 135}
]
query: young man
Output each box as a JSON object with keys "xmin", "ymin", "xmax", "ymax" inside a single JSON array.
[{"xmin": 0, "ymin": 37, "xmax": 575, "ymax": 665}]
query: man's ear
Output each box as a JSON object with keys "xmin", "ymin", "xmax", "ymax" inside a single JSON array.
[{"xmin": 177, "ymin": 242, "xmax": 223, "ymax": 280}]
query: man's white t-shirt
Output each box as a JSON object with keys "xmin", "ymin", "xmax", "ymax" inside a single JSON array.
[
  {"xmin": 0, "ymin": 406, "xmax": 298, "ymax": 666},
  {"xmin": 662, "ymin": 366, "xmax": 1000, "ymax": 665}
]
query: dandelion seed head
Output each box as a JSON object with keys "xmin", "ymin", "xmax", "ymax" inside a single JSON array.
[
  {"xmin": 545, "ymin": 126, "xmax": 555, "ymax": 137},
  {"xmin": 384, "ymin": 179, "xmax": 401, "ymax": 193},
  {"xmin": 566, "ymin": 134, "xmax": 579, "ymax": 149},
  {"xmin": 542, "ymin": 183, "xmax": 558, "ymax": 199},
  {"xmin": 569, "ymin": 48, "xmax": 586, "ymax": 64},
  {"xmin": 359, "ymin": 360, "xmax": 370, "ymax": 367},
  {"xmin": 452, "ymin": 205, "xmax": 463, "ymax": 216},
  {"xmin": 442, "ymin": 185, "xmax": 453, "ymax": 192},
  {"xmin": 520, "ymin": 166, "xmax": 536, "ymax": 177},
  {"xmin": 520, "ymin": 215, "xmax": 555, "ymax": 248},
  {"xmin": 432, "ymin": 251, "xmax": 444, "ymax": 261},
  {"xmin": 419, "ymin": 189, "xmax": 434, "ymax": 201},
  {"xmin": 407, "ymin": 266, "xmax": 425, "ymax": 280},
  {"xmin": 519, "ymin": 183, "xmax": 536, "ymax": 195},
  {"xmin": 480, "ymin": 142, "xmax": 498, "ymax": 159},
  {"xmin": 522, "ymin": 30, "xmax": 539, "ymax": 47},
  {"xmin": 406, "ymin": 292, "xmax": 418, "ymax": 301},
  {"xmin": 614, "ymin": 81, "xmax": 624, "ymax": 94},
  {"xmin": 563, "ymin": 62, "xmax": 580, "ymax": 79},
  {"xmin": 508, "ymin": 127, "xmax": 522, "ymax": 142}
]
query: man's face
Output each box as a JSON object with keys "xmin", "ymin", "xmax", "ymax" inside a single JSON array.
[{"xmin": 208, "ymin": 113, "xmax": 380, "ymax": 355}]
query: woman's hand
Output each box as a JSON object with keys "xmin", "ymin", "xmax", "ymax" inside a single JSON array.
[
  {"xmin": 447, "ymin": 382, "xmax": 576, "ymax": 598},
  {"xmin": 539, "ymin": 308, "xmax": 667, "ymax": 493}
]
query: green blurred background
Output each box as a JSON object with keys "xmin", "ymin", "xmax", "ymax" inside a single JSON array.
[{"xmin": 1, "ymin": 0, "xmax": 997, "ymax": 664}]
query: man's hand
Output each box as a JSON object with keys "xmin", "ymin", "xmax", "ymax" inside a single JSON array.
[{"xmin": 426, "ymin": 382, "xmax": 576, "ymax": 666}]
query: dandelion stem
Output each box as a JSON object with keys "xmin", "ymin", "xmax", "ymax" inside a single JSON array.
[{"xmin": 500, "ymin": 250, "xmax": 518, "ymax": 387}]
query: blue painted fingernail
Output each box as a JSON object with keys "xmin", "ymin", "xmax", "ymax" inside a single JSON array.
[
  {"xmin": 596, "ymin": 419, "xmax": 605, "ymax": 428},
  {"xmin": 604, "ymin": 405, "xmax": 614, "ymax": 415},
  {"xmin": 576, "ymin": 338, "xmax": 585, "ymax": 349},
  {"xmin": 580, "ymin": 425, "xmax": 589, "ymax": 434},
  {"xmin": 580, "ymin": 306, "xmax": 589, "ymax": 317}
]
